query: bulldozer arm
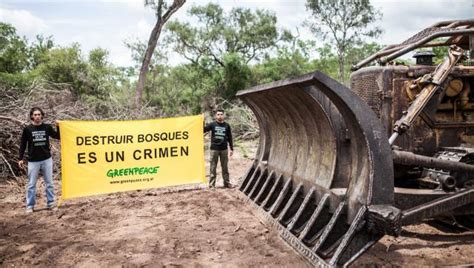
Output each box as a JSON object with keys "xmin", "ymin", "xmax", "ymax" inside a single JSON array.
[{"xmin": 237, "ymin": 71, "xmax": 394, "ymax": 267}]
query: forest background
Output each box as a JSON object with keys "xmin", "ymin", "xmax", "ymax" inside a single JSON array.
[{"xmin": 0, "ymin": 0, "xmax": 458, "ymax": 178}]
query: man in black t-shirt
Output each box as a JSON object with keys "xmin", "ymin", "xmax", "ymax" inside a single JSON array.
[
  {"xmin": 18, "ymin": 107, "xmax": 60, "ymax": 213},
  {"xmin": 204, "ymin": 109, "xmax": 233, "ymax": 188}
]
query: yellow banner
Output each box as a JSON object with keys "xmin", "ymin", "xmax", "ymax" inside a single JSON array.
[{"xmin": 59, "ymin": 115, "xmax": 205, "ymax": 199}]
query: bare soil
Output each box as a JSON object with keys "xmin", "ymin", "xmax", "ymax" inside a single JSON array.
[{"xmin": 1, "ymin": 145, "xmax": 473, "ymax": 267}]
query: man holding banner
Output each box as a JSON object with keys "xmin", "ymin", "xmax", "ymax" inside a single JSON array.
[
  {"xmin": 204, "ymin": 109, "xmax": 234, "ymax": 189},
  {"xmin": 18, "ymin": 107, "xmax": 60, "ymax": 213}
]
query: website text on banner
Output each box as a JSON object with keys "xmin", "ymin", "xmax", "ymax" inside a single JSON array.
[{"xmin": 59, "ymin": 115, "xmax": 205, "ymax": 200}]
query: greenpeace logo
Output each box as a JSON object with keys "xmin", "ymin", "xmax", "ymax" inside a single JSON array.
[{"xmin": 106, "ymin": 166, "xmax": 160, "ymax": 178}]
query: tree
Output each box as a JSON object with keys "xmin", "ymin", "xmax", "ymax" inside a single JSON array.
[
  {"xmin": 167, "ymin": 4, "xmax": 282, "ymax": 65},
  {"xmin": 313, "ymin": 44, "xmax": 340, "ymax": 80},
  {"xmin": 125, "ymin": 38, "xmax": 170, "ymax": 102},
  {"xmin": 0, "ymin": 23, "xmax": 29, "ymax": 73},
  {"xmin": 135, "ymin": 0, "xmax": 186, "ymax": 109},
  {"xmin": 252, "ymin": 36, "xmax": 316, "ymax": 84},
  {"xmin": 222, "ymin": 53, "xmax": 252, "ymax": 100},
  {"xmin": 311, "ymin": 42, "xmax": 383, "ymax": 82},
  {"xmin": 305, "ymin": 0, "xmax": 382, "ymax": 83},
  {"xmin": 166, "ymin": 3, "xmax": 286, "ymax": 101},
  {"xmin": 36, "ymin": 44, "xmax": 89, "ymax": 95},
  {"xmin": 36, "ymin": 45, "xmax": 108, "ymax": 97},
  {"xmin": 87, "ymin": 48, "xmax": 119, "ymax": 98},
  {"xmin": 29, "ymin": 35, "xmax": 54, "ymax": 69},
  {"xmin": 125, "ymin": 39, "xmax": 168, "ymax": 71},
  {"xmin": 88, "ymin": 48, "xmax": 109, "ymax": 69},
  {"xmin": 432, "ymin": 46, "xmax": 449, "ymax": 65}
]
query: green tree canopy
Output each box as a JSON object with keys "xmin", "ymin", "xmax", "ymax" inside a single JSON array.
[
  {"xmin": 0, "ymin": 23, "xmax": 29, "ymax": 73},
  {"xmin": 166, "ymin": 3, "xmax": 288, "ymax": 101},
  {"xmin": 305, "ymin": 0, "xmax": 382, "ymax": 83},
  {"xmin": 167, "ymin": 3, "xmax": 284, "ymax": 65},
  {"xmin": 29, "ymin": 35, "xmax": 55, "ymax": 69},
  {"xmin": 252, "ymin": 38, "xmax": 316, "ymax": 84}
]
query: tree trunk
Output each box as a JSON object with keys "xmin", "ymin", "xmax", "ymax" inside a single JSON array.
[
  {"xmin": 135, "ymin": 21, "xmax": 164, "ymax": 109},
  {"xmin": 135, "ymin": 0, "xmax": 186, "ymax": 110},
  {"xmin": 338, "ymin": 49, "xmax": 345, "ymax": 84}
]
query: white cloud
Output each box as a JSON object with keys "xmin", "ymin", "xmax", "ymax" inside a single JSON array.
[
  {"xmin": 1, "ymin": 0, "xmax": 472, "ymax": 68},
  {"xmin": 373, "ymin": 0, "xmax": 474, "ymax": 46},
  {"xmin": 95, "ymin": 0, "xmax": 144, "ymax": 10},
  {"xmin": 0, "ymin": 7, "xmax": 47, "ymax": 37},
  {"xmin": 136, "ymin": 18, "xmax": 154, "ymax": 39},
  {"xmin": 109, "ymin": 45, "xmax": 134, "ymax": 67}
]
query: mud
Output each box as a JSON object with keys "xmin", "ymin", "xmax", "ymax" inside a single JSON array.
[{"xmin": 1, "ymin": 145, "xmax": 473, "ymax": 267}]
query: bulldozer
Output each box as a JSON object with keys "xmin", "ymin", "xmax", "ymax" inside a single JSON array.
[{"xmin": 237, "ymin": 19, "xmax": 474, "ymax": 267}]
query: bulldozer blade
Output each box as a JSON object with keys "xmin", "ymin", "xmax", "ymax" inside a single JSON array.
[{"xmin": 237, "ymin": 71, "xmax": 394, "ymax": 267}]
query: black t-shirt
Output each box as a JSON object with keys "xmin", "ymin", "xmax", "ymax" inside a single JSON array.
[
  {"xmin": 19, "ymin": 123, "xmax": 60, "ymax": 162},
  {"xmin": 204, "ymin": 121, "xmax": 233, "ymax": 151}
]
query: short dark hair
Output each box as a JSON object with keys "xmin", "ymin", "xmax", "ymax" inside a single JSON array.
[
  {"xmin": 216, "ymin": 109, "xmax": 224, "ymax": 114},
  {"xmin": 30, "ymin": 107, "xmax": 44, "ymax": 120}
]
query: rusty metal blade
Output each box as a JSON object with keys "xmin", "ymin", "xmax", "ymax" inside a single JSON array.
[{"xmin": 237, "ymin": 71, "xmax": 394, "ymax": 267}]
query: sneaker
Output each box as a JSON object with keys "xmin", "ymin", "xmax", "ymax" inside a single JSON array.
[
  {"xmin": 26, "ymin": 207, "xmax": 33, "ymax": 213},
  {"xmin": 223, "ymin": 184, "xmax": 234, "ymax": 189}
]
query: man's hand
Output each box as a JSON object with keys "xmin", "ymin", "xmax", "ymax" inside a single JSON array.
[
  {"xmin": 18, "ymin": 160, "xmax": 25, "ymax": 169},
  {"xmin": 229, "ymin": 150, "xmax": 233, "ymax": 157}
]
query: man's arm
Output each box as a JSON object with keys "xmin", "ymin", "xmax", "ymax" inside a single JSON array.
[
  {"xmin": 227, "ymin": 124, "xmax": 234, "ymax": 152},
  {"xmin": 48, "ymin": 123, "xmax": 60, "ymax": 140},
  {"xmin": 18, "ymin": 128, "xmax": 28, "ymax": 167},
  {"xmin": 204, "ymin": 122, "xmax": 212, "ymax": 133}
]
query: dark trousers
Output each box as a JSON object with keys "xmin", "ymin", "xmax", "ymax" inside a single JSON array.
[{"xmin": 209, "ymin": 149, "xmax": 229, "ymax": 187}]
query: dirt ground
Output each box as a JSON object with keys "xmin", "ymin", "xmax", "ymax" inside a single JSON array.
[{"xmin": 1, "ymin": 145, "xmax": 474, "ymax": 267}]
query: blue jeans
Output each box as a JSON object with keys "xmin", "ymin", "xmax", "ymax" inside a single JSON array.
[{"xmin": 26, "ymin": 157, "xmax": 54, "ymax": 209}]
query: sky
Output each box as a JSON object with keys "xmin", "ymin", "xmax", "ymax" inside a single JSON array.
[{"xmin": 1, "ymin": 0, "xmax": 473, "ymax": 67}]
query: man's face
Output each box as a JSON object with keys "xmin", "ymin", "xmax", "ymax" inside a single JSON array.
[
  {"xmin": 32, "ymin": 111, "xmax": 43, "ymax": 124},
  {"xmin": 215, "ymin": 112, "xmax": 224, "ymax": 122}
]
